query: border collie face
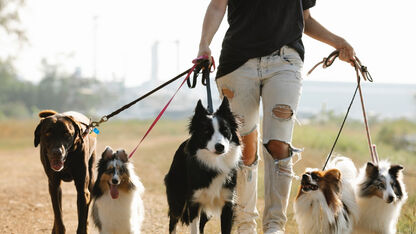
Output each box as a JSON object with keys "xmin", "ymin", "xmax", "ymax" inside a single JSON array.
[
  {"xmin": 359, "ymin": 161, "xmax": 404, "ymax": 203},
  {"xmin": 297, "ymin": 168, "xmax": 342, "ymax": 209},
  {"xmin": 96, "ymin": 146, "xmax": 135, "ymax": 199},
  {"xmin": 187, "ymin": 97, "xmax": 240, "ymax": 156}
]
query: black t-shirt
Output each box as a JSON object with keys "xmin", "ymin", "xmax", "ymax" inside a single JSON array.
[{"xmin": 216, "ymin": 0, "xmax": 316, "ymax": 78}]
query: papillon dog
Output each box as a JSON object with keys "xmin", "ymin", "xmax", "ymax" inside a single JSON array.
[{"xmin": 294, "ymin": 156, "xmax": 358, "ymax": 234}]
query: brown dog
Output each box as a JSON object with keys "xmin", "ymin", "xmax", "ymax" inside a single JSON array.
[{"xmin": 34, "ymin": 110, "xmax": 96, "ymax": 234}]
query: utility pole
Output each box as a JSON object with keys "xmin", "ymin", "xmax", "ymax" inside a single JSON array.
[
  {"xmin": 174, "ymin": 40, "xmax": 180, "ymax": 73},
  {"xmin": 151, "ymin": 41, "xmax": 159, "ymax": 84}
]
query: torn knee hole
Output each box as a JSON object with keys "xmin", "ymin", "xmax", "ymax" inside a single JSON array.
[
  {"xmin": 222, "ymin": 88, "xmax": 234, "ymax": 100},
  {"xmin": 272, "ymin": 104, "xmax": 293, "ymax": 120}
]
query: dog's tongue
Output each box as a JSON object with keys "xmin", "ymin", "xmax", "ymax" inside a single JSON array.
[
  {"xmin": 50, "ymin": 159, "xmax": 64, "ymax": 172},
  {"xmin": 110, "ymin": 184, "xmax": 119, "ymax": 199}
]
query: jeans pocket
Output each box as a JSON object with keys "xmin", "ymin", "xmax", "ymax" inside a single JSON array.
[{"xmin": 281, "ymin": 46, "xmax": 302, "ymax": 67}]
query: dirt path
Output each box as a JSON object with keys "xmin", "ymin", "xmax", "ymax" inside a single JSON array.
[{"xmin": 0, "ymin": 136, "xmax": 266, "ymax": 233}]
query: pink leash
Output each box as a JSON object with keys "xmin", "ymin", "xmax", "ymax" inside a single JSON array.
[{"xmin": 128, "ymin": 56, "xmax": 214, "ymax": 158}]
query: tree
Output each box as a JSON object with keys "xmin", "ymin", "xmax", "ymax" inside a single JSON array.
[{"xmin": 0, "ymin": 0, "xmax": 26, "ymax": 41}]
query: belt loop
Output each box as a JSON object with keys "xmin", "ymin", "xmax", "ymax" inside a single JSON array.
[{"xmin": 280, "ymin": 45, "xmax": 285, "ymax": 57}]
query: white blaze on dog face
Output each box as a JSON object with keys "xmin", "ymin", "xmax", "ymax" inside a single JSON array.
[
  {"xmin": 377, "ymin": 165, "xmax": 397, "ymax": 203},
  {"xmin": 106, "ymin": 159, "xmax": 124, "ymax": 185},
  {"xmin": 384, "ymin": 175, "xmax": 396, "ymax": 202},
  {"xmin": 206, "ymin": 117, "xmax": 230, "ymax": 155},
  {"xmin": 359, "ymin": 161, "xmax": 405, "ymax": 203}
]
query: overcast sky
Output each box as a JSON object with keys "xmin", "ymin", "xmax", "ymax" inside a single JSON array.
[{"xmin": 5, "ymin": 0, "xmax": 416, "ymax": 86}]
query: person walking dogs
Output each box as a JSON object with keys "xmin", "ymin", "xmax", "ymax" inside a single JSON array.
[{"xmin": 197, "ymin": 0, "xmax": 355, "ymax": 233}]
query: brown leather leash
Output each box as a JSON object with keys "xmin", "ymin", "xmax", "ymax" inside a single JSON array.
[{"xmin": 308, "ymin": 51, "xmax": 379, "ymax": 170}]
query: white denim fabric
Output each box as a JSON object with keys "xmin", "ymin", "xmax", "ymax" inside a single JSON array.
[
  {"xmin": 216, "ymin": 45, "xmax": 303, "ymax": 232},
  {"xmin": 234, "ymin": 160, "xmax": 259, "ymax": 234},
  {"xmin": 216, "ymin": 45, "xmax": 303, "ymax": 144}
]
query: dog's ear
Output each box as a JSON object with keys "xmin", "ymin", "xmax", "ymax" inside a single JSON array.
[
  {"xmin": 195, "ymin": 99, "xmax": 208, "ymax": 116},
  {"xmin": 38, "ymin": 110, "xmax": 57, "ymax": 118},
  {"xmin": 365, "ymin": 162, "xmax": 379, "ymax": 178},
  {"xmin": 116, "ymin": 149, "xmax": 128, "ymax": 162},
  {"xmin": 34, "ymin": 121, "xmax": 43, "ymax": 147},
  {"xmin": 65, "ymin": 116, "xmax": 84, "ymax": 149},
  {"xmin": 325, "ymin": 169, "xmax": 341, "ymax": 182},
  {"xmin": 216, "ymin": 97, "xmax": 239, "ymax": 130},
  {"xmin": 217, "ymin": 97, "xmax": 231, "ymax": 114},
  {"xmin": 189, "ymin": 100, "xmax": 209, "ymax": 133},
  {"xmin": 389, "ymin": 164, "xmax": 404, "ymax": 178},
  {"xmin": 102, "ymin": 146, "xmax": 114, "ymax": 159}
]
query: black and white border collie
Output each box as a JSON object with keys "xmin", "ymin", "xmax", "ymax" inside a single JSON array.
[
  {"xmin": 294, "ymin": 156, "xmax": 358, "ymax": 234},
  {"xmin": 354, "ymin": 160, "xmax": 407, "ymax": 234},
  {"xmin": 91, "ymin": 146, "xmax": 145, "ymax": 234},
  {"xmin": 164, "ymin": 97, "xmax": 241, "ymax": 234}
]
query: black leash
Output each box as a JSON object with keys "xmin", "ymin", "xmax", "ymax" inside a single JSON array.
[
  {"xmin": 88, "ymin": 57, "xmax": 216, "ymax": 132},
  {"xmin": 89, "ymin": 67, "xmax": 193, "ymax": 128},
  {"xmin": 322, "ymin": 85, "xmax": 358, "ymax": 170},
  {"xmin": 187, "ymin": 58, "xmax": 215, "ymax": 114}
]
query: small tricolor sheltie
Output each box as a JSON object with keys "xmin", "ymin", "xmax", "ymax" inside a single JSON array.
[
  {"xmin": 164, "ymin": 97, "xmax": 241, "ymax": 234},
  {"xmin": 294, "ymin": 156, "xmax": 358, "ymax": 234},
  {"xmin": 91, "ymin": 146, "xmax": 145, "ymax": 234},
  {"xmin": 354, "ymin": 160, "xmax": 407, "ymax": 234}
]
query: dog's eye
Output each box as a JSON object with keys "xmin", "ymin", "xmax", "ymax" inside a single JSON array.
[
  {"xmin": 105, "ymin": 168, "xmax": 114, "ymax": 174},
  {"xmin": 377, "ymin": 183, "xmax": 386, "ymax": 190},
  {"xmin": 311, "ymin": 173, "xmax": 319, "ymax": 180},
  {"xmin": 64, "ymin": 133, "xmax": 71, "ymax": 138},
  {"xmin": 222, "ymin": 129, "xmax": 231, "ymax": 139}
]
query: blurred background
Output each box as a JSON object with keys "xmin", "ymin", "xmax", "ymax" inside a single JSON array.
[
  {"xmin": 1, "ymin": 0, "xmax": 415, "ymax": 233},
  {"xmin": 2, "ymin": 0, "xmax": 416, "ymax": 121}
]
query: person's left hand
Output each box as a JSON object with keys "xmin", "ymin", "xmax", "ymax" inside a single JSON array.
[{"xmin": 335, "ymin": 38, "xmax": 355, "ymax": 66}]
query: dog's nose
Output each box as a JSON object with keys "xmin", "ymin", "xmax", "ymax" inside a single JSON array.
[
  {"xmin": 52, "ymin": 148, "xmax": 62, "ymax": 156},
  {"xmin": 215, "ymin": 143, "xmax": 224, "ymax": 153},
  {"xmin": 112, "ymin": 178, "xmax": 119, "ymax": 185},
  {"xmin": 387, "ymin": 195, "xmax": 394, "ymax": 203}
]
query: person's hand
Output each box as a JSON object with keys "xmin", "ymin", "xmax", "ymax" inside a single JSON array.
[
  {"xmin": 334, "ymin": 38, "xmax": 355, "ymax": 66},
  {"xmin": 197, "ymin": 43, "xmax": 212, "ymax": 64}
]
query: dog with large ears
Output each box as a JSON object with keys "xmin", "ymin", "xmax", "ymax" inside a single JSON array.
[{"xmin": 34, "ymin": 110, "xmax": 96, "ymax": 234}]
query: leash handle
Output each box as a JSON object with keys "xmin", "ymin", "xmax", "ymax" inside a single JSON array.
[
  {"xmin": 309, "ymin": 50, "xmax": 378, "ymax": 168},
  {"xmin": 188, "ymin": 55, "xmax": 216, "ymax": 114}
]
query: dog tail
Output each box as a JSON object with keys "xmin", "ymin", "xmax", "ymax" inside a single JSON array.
[
  {"xmin": 39, "ymin": 110, "xmax": 57, "ymax": 118},
  {"xmin": 328, "ymin": 156, "xmax": 357, "ymax": 181}
]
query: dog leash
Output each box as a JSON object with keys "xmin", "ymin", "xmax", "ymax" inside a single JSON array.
[
  {"xmin": 84, "ymin": 56, "xmax": 213, "ymax": 130},
  {"xmin": 187, "ymin": 55, "xmax": 216, "ymax": 114},
  {"xmin": 308, "ymin": 51, "xmax": 378, "ymax": 170},
  {"xmin": 127, "ymin": 56, "xmax": 215, "ymax": 158}
]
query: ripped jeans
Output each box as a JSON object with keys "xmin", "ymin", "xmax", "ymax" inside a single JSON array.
[
  {"xmin": 216, "ymin": 45, "xmax": 303, "ymax": 232},
  {"xmin": 216, "ymin": 45, "xmax": 303, "ymax": 144}
]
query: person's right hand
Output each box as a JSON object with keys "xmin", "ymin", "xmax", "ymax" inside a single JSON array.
[{"xmin": 197, "ymin": 44, "xmax": 212, "ymax": 64}]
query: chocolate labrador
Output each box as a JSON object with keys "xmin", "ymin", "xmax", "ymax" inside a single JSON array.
[{"xmin": 34, "ymin": 110, "xmax": 96, "ymax": 234}]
